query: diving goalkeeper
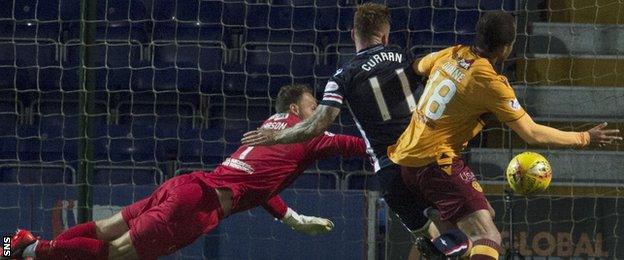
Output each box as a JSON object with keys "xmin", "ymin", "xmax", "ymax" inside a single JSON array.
[{"xmin": 7, "ymin": 84, "xmax": 367, "ymax": 260}]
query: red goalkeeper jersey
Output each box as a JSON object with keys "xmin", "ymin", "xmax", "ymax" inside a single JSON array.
[{"xmin": 200, "ymin": 112, "xmax": 368, "ymax": 216}]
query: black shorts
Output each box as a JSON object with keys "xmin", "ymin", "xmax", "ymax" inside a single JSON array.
[{"xmin": 377, "ymin": 156, "xmax": 429, "ymax": 231}]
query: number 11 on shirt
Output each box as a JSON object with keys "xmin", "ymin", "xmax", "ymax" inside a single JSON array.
[{"xmin": 367, "ymin": 68, "xmax": 418, "ymax": 121}]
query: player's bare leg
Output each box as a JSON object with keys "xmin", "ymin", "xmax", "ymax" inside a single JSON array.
[
  {"xmin": 95, "ymin": 212, "xmax": 130, "ymax": 242},
  {"xmin": 457, "ymin": 209, "xmax": 501, "ymax": 260},
  {"xmin": 107, "ymin": 231, "xmax": 139, "ymax": 260}
]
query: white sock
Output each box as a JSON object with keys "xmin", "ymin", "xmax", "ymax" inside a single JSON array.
[{"xmin": 22, "ymin": 240, "xmax": 38, "ymax": 257}]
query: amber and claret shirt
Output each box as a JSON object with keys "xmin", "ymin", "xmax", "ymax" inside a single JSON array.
[{"xmin": 388, "ymin": 45, "xmax": 526, "ymax": 168}]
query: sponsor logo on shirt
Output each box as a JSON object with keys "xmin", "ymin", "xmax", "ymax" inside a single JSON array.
[
  {"xmin": 472, "ymin": 181, "xmax": 483, "ymax": 193},
  {"xmin": 509, "ymin": 98, "xmax": 521, "ymax": 111},
  {"xmin": 221, "ymin": 158, "xmax": 255, "ymax": 174},
  {"xmin": 457, "ymin": 58, "xmax": 474, "ymax": 70},
  {"xmin": 460, "ymin": 170, "xmax": 476, "ymax": 183}
]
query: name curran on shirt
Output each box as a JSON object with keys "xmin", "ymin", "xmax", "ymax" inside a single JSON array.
[{"xmin": 361, "ymin": 52, "xmax": 403, "ymax": 71}]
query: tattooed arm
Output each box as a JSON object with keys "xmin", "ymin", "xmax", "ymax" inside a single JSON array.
[{"xmin": 241, "ymin": 105, "xmax": 341, "ymax": 146}]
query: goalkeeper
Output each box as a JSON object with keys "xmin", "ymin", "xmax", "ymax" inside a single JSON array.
[{"xmin": 7, "ymin": 84, "xmax": 368, "ymax": 260}]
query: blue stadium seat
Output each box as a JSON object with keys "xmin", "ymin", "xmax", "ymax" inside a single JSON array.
[
  {"xmin": 201, "ymin": 71, "xmax": 226, "ymax": 95},
  {"xmin": 390, "ymin": 8, "xmax": 409, "ymax": 31},
  {"xmin": 291, "ymin": 172, "xmax": 339, "ymax": 189},
  {"xmin": 0, "ymin": 68, "xmax": 14, "ymax": 90},
  {"xmin": 92, "ymin": 184, "xmax": 155, "ymax": 210},
  {"xmin": 268, "ymin": 6, "xmax": 292, "ymax": 30},
  {"xmin": 176, "ymin": 139, "xmax": 201, "ymax": 163},
  {"xmin": 315, "ymin": 7, "xmax": 338, "ymax": 31},
  {"xmin": 108, "ymin": 137, "xmax": 156, "ymax": 163},
  {"xmin": 292, "ymin": 7, "xmax": 315, "ymax": 31},
  {"xmin": 199, "ymin": 44, "xmax": 224, "ymax": 70},
  {"xmin": 0, "ymin": 42, "xmax": 14, "ymax": 66},
  {"xmin": 0, "ymin": 20, "xmax": 13, "ymax": 39},
  {"xmin": 104, "ymin": 0, "xmax": 131, "ymax": 21},
  {"xmin": 58, "ymin": 68, "xmax": 79, "ymax": 91},
  {"xmin": 61, "ymin": 42, "xmax": 80, "ymax": 68},
  {"xmin": 15, "ymin": 68, "xmax": 38, "ymax": 91},
  {"xmin": 92, "ymin": 167, "xmax": 162, "ymax": 185},
  {"xmin": 0, "ymin": 137, "xmax": 17, "ymax": 161},
  {"xmin": 152, "ymin": 0, "xmax": 175, "ymax": 21},
  {"xmin": 201, "ymin": 140, "xmax": 226, "ymax": 166},
  {"xmin": 152, "ymin": 44, "xmax": 177, "ymax": 68},
  {"xmin": 0, "ymin": 1, "xmax": 12, "ymax": 19},
  {"xmin": 175, "ymin": 1, "xmax": 199, "ymax": 22},
  {"xmin": 14, "ymin": 43, "xmax": 37, "ymax": 68},
  {"xmin": 130, "ymin": 68, "xmax": 153, "ymax": 91},
  {"xmin": 153, "ymin": 68, "xmax": 177, "ymax": 90},
  {"xmin": 105, "ymin": 43, "xmax": 144, "ymax": 68},
  {"xmin": 315, "ymin": 157, "xmax": 340, "ymax": 171},
  {"xmin": 152, "ymin": 21, "xmax": 176, "ymax": 41},
  {"xmin": 129, "ymin": 0, "xmax": 149, "ymax": 21},
  {"xmin": 409, "ymin": 8, "xmax": 432, "ymax": 31},
  {"xmin": 246, "ymin": 4, "xmax": 268, "ymax": 28},
  {"xmin": 199, "ymin": 1, "xmax": 221, "ymax": 23},
  {"xmin": 12, "ymin": 22, "xmax": 37, "ymax": 39},
  {"xmin": 222, "ymin": 2, "xmax": 245, "ymax": 26},
  {"xmin": 37, "ymin": 68, "xmax": 62, "ymax": 91},
  {"xmin": 324, "ymin": 45, "xmax": 355, "ymax": 70},
  {"xmin": 458, "ymin": 10, "xmax": 479, "ymax": 29},
  {"xmin": 345, "ymin": 172, "xmax": 380, "ymax": 190},
  {"xmin": 13, "ymin": 0, "xmax": 36, "ymax": 20},
  {"xmin": 341, "ymin": 158, "xmax": 368, "ymax": 171},
  {"xmin": 244, "ymin": 43, "xmax": 318, "ymax": 91},
  {"xmin": 59, "ymin": 0, "xmax": 80, "ymax": 21},
  {"xmin": 106, "ymin": 68, "xmax": 132, "ymax": 91},
  {"xmin": 480, "ymin": 0, "xmax": 515, "ymax": 11},
  {"xmin": 0, "ymin": 112, "xmax": 17, "ymax": 138},
  {"xmin": 1, "ymin": 166, "xmax": 74, "ymax": 184},
  {"xmin": 163, "ymin": 68, "xmax": 194, "ymax": 91}
]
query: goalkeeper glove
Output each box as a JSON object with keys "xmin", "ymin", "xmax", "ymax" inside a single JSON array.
[{"xmin": 281, "ymin": 208, "xmax": 334, "ymax": 236}]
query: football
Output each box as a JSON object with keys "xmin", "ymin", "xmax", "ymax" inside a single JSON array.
[{"xmin": 506, "ymin": 152, "xmax": 552, "ymax": 195}]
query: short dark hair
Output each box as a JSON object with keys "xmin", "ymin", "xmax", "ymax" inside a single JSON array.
[
  {"xmin": 475, "ymin": 11, "xmax": 516, "ymax": 52},
  {"xmin": 275, "ymin": 84, "xmax": 313, "ymax": 113},
  {"xmin": 354, "ymin": 3, "xmax": 391, "ymax": 43}
]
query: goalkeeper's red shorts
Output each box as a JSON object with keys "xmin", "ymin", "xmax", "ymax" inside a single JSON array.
[
  {"xmin": 400, "ymin": 158, "xmax": 489, "ymax": 224},
  {"xmin": 121, "ymin": 172, "xmax": 223, "ymax": 260}
]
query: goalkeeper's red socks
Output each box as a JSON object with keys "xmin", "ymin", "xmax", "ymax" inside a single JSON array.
[
  {"xmin": 33, "ymin": 238, "xmax": 109, "ymax": 260},
  {"xmin": 55, "ymin": 221, "xmax": 98, "ymax": 240},
  {"xmin": 469, "ymin": 239, "xmax": 501, "ymax": 260}
]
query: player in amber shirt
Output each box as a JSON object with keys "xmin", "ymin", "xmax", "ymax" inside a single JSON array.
[{"xmin": 389, "ymin": 12, "xmax": 621, "ymax": 260}]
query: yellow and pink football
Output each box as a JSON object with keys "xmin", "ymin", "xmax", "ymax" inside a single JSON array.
[{"xmin": 506, "ymin": 152, "xmax": 552, "ymax": 195}]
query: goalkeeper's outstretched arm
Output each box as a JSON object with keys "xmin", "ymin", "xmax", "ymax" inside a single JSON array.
[
  {"xmin": 242, "ymin": 105, "xmax": 341, "ymax": 146},
  {"xmin": 262, "ymin": 195, "xmax": 334, "ymax": 236},
  {"xmin": 506, "ymin": 114, "xmax": 621, "ymax": 147}
]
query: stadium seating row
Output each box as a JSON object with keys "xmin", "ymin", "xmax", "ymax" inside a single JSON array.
[
  {"xmin": 2, "ymin": 0, "xmax": 511, "ymax": 29},
  {"xmin": 0, "ymin": 164, "xmax": 375, "ymax": 190}
]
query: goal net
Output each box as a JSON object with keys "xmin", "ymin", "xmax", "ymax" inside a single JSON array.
[{"xmin": 0, "ymin": 0, "xmax": 622, "ymax": 259}]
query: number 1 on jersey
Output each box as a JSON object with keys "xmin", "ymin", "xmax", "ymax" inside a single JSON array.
[{"xmin": 239, "ymin": 146, "xmax": 254, "ymax": 160}]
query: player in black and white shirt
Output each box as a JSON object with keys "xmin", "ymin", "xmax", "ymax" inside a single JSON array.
[
  {"xmin": 320, "ymin": 44, "xmax": 422, "ymax": 172},
  {"xmin": 243, "ymin": 3, "xmax": 475, "ymax": 258},
  {"xmin": 242, "ymin": 2, "xmax": 432, "ymax": 237}
]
